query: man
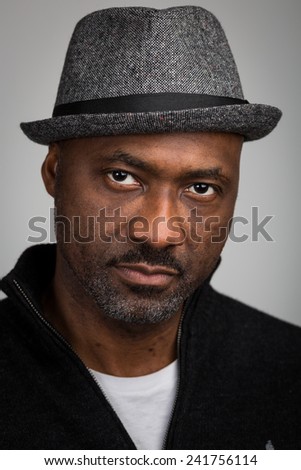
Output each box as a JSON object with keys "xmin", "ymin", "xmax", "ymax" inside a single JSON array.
[{"xmin": 0, "ymin": 5, "xmax": 300, "ymax": 450}]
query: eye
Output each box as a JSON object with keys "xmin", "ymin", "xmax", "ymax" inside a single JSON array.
[
  {"xmin": 186, "ymin": 183, "xmax": 216, "ymax": 196},
  {"xmin": 107, "ymin": 170, "xmax": 139, "ymax": 186}
]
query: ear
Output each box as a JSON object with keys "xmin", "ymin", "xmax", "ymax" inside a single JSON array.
[{"xmin": 41, "ymin": 143, "xmax": 60, "ymax": 197}]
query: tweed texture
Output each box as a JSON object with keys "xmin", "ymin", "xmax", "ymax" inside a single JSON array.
[{"xmin": 21, "ymin": 6, "xmax": 282, "ymax": 144}]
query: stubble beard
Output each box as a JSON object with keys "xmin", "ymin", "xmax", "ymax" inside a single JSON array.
[{"xmin": 59, "ymin": 240, "xmax": 203, "ymax": 325}]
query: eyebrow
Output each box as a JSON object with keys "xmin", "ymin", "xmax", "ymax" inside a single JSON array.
[
  {"xmin": 183, "ymin": 168, "xmax": 230, "ymax": 183},
  {"xmin": 101, "ymin": 151, "xmax": 155, "ymax": 173},
  {"xmin": 100, "ymin": 150, "xmax": 229, "ymax": 183}
]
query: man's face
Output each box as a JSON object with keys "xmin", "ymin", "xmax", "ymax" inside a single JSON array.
[{"xmin": 50, "ymin": 132, "xmax": 242, "ymax": 324}]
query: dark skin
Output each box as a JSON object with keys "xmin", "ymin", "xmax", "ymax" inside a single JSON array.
[{"xmin": 42, "ymin": 132, "xmax": 243, "ymax": 377}]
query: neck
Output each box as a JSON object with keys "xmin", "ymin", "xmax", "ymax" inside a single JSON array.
[{"xmin": 42, "ymin": 259, "xmax": 183, "ymax": 377}]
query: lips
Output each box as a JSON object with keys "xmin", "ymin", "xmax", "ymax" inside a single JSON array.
[{"xmin": 112, "ymin": 263, "xmax": 180, "ymax": 287}]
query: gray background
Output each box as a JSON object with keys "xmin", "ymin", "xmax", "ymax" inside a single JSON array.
[{"xmin": 1, "ymin": 0, "xmax": 300, "ymax": 326}]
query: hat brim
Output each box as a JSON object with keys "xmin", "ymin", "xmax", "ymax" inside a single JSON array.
[{"xmin": 20, "ymin": 103, "xmax": 282, "ymax": 145}]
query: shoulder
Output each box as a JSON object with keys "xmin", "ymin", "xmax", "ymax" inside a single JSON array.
[
  {"xmin": 0, "ymin": 296, "xmax": 40, "ymax": 352},
  {"xmin": 0, "ymin": 296, "xmax": 18, "ymax": 325},
  {"xmin": 210, "ymin": 286, "xmax": 300, "ymax": 332},
  {"xmin": 189, "ymin": 284, "xmax": 301, "ymax": 363}
]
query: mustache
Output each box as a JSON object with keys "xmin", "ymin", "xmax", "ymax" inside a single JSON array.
[{"xmin": 106, "ymin": 244, "xmax": 185, "ymax": 275}]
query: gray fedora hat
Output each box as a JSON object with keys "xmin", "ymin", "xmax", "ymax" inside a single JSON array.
[{"xmin": 21, "ymin": 6, "xmax": 282, "ymax": 145}]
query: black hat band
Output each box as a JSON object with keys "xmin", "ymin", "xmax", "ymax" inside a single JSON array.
[{"xmin": 53, "ymin": 93, "xmax": 249, "ymax": 117}]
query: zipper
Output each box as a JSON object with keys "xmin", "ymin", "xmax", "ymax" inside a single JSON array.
[
  {"xmin": 13, "ymin": 279, "xmax": 73, "ymax": 350},
  {"xmin": 12, "ymin": 277, "xmax": 186, "ymax": 450},
  {"xmin": 161, "ymin": 307, "xmax": 185, "ymax": 449},
  {"xmin": 12, "ymin": 278, "xmax": 136, "ymax": 448}
]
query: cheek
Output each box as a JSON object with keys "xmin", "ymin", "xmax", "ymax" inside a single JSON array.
[
  {"xmin": 203, "ymin": 213, "xmax": 231, "ymax": 245},
  {"xmin": 184, "ymin": 207, "xmax": 233, "ymax": 278},
  {"xmin": 185, "ymin": 196, "xmax": 236, "ymax": 245},
  {"xmin": 55, "ymin": 197, "xmax": 133, "ymax": 248},
  {"xmin": 55, "ymin": 187, "xmax": 100, "ymax": 246},
  {"xmin": 184, "ymin": 234, "xmax": 222, "ymax": 287},
  {"xmin": 55, "ymin": 171, "xmax": 105, "ymax": 238}
]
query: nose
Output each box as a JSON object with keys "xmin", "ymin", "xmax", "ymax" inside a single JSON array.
[{"xmin": 128, "ymin": 192, "xmax": 186, "ymax": 248}]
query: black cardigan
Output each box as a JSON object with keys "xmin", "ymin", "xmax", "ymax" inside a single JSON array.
[{"xmin": 0, "ymin": 244, "xmax": 300, "ymax": 449}]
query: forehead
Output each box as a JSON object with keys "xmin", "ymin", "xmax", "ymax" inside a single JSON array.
[{"xmin": 58, "ymin": 132, "xmax": 243, "ymax": 175}]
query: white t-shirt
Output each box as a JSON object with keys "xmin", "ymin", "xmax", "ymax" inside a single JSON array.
[{"xmin": 91, "ymin": 360, "xmax": 178, "ymax": 450}]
